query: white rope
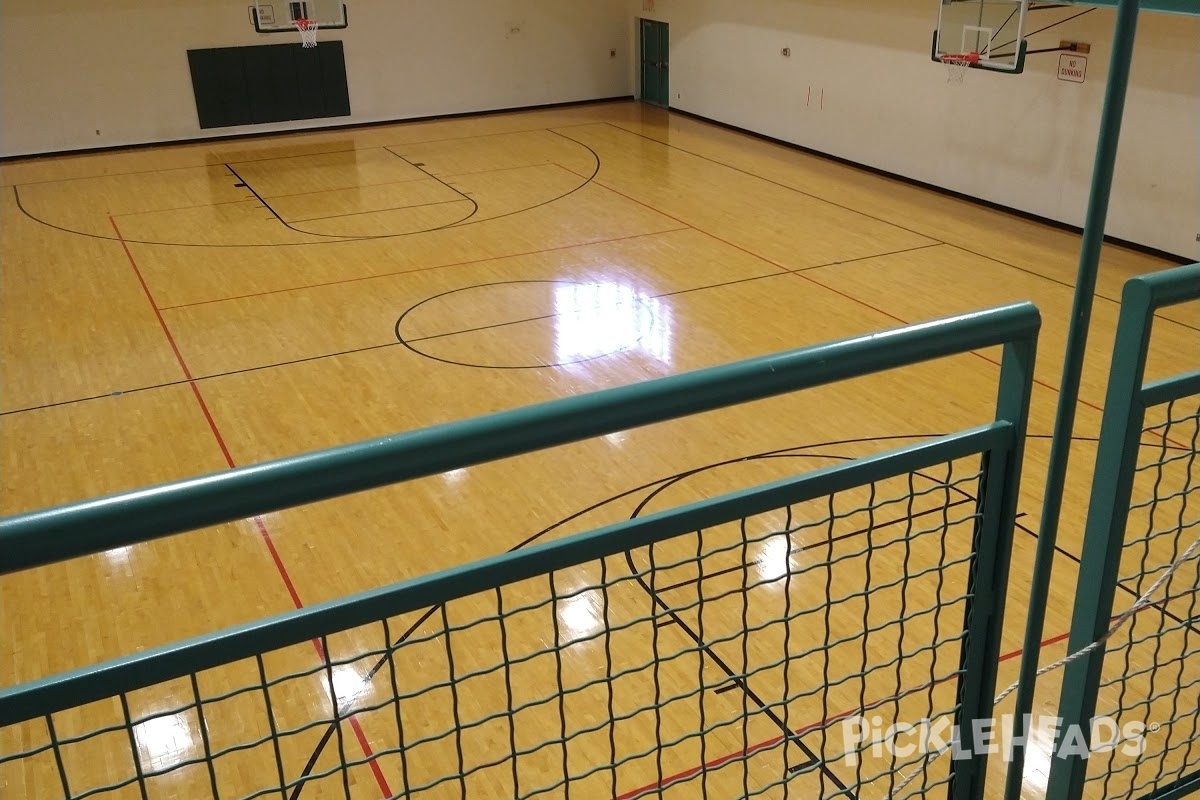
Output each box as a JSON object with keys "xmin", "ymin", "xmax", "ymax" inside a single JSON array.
[{"xmin": 885, "ymin": 527, "xmax": 1200, "ymax": 799}]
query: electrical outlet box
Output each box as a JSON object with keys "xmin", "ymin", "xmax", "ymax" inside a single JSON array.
[{"xmin": 781, "ymin": 47, "xmax": 791, "ymax": 57}]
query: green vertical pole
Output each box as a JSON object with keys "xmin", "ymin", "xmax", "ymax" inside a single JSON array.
[
  {"xmin": 951, "ymin": 330, "xmax": 1038, "ymax": 800},
  {"xmin": 1003, "ymin": 1, "xmax": 1142, "ymax": 798},
  {"xmin": 1043, "ymin": 278, "xmax": 1155, "ymax": 799}
]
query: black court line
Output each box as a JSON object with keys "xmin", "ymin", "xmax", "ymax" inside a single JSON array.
[
  {"xmin": 78, "ymin": 161, "xmax": 560, "ymax": 248},
  {"xmin": 390, "ymin": 245, "xmax": 954, "ymax": 371},
  {"xmin": 223, "ymin": 163, "xmax": 352, "ymax": 240},
  {"xmin": 261, "ymin": 161, "xmax": 554, "ymax": 208},
  {"xmin": 929, "ymin": 243, "xmax": 1200, "ymax": 336},
  {"xmin": 227, "ymin": 164, "xmax": 478, "ymax": 239},
  {"xmin": 284, "ymin": 437, "xmax": 942, "ymax": 799},
  {"xmin": 261, "ymin": 174, "xmax": 434, "ymax": 200},
  {"xmin": 2, "ymin": 161, "xmax": 247, "ymax": 188},
  {"xmin": 396, "ymin": 242, "xmax": 945, "ymax": 354},
  {"xmin": 0, "ymin": 121, "xmax": 605, "ymax": 189},
  {"xmin": 623, "ymin": 545, "xmax": 836, "ymax": 787},
  {"xmin": 654, "ymin": 497, "xmax": 977, "ymax": 594},
  {"xmin": 599, "ymin": 121, "xmax": 937, "ymax": 244},
  {"xmin": 1, "ymin": 233, "xmax": 1193, "ymax": 419},
  {"xmin": 5, "ymin": 122, "xmax": 1193, "ymax": 408},
  {"xmin": 617, "ymin": 456, "xmax": 982, "ymax": 791},
  {"xmin": 10, "ymin": 131, "xmax": 598, "ymax": 248},
  {"xmin": 285, "ymin": 197, "xmax": 470, "ymax": 223},
  {"xmin": 611, "ymin": 452, "xmax": 988, "ymax": 794},
  {"xmin": 156, "ymin": 226, "xmax": 686, "ymax": 311},
  {"xmin": 7, "ymin": 107, "xmax": 1190, "ymax": 786},
  {"xmin": 600, "ymin": 121, "xmax": 1200, "ymax": 335},
  {"xmin": 382, "ymin": 146, "xmax": 479, "ymax": 223},
  {"xmin": 434, "ymin": 138, "xmax": 603, "ymax": 232},
  {"xmin": 110, "ymin": 197, "xmax": 260, "ymax": 218},
  {"xmin": 1014, "ymin": 517, "xmax": 1200, "ymax": 639},
  {"xmin": 7, "ymin": 109, "xmax": 1190, "ymax": 311}
]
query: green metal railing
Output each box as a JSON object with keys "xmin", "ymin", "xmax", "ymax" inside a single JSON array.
[
  {"xmin": 1068, "ymin": 0, "xmax": 1199, "ymax": 14},
  {"xmin": 1045, "ymin": 262, "xmax": 1200, "ymax": 800},
  {"xmin": 0, "ymin": 303, "xmax": 1039, "ymax": 800}
]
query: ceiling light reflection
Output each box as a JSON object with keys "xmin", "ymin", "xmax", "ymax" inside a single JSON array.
[
  {"xmin": 605, "ymin": 431, "xmax": 627, "ymax": 447},
  {"xmin": 553, "ymin": 282, "xmax": 671, "ymax": 365},
  {"xmin": 556, "ymin": 590, "xmax": 605, "ymax": 646},
  {"xmin": 1019, "ymin": 718, "xmax": 1055, "ymax": 792},
  {"xmin": 102, "ymin": 545, "xmax": 134, "ymax": 567},
  {"xmin": 755, "ymin": 535, "xmax": 795, "ymax": 582},
  {"xmin": 134, "ymin": 712, "xmax": 195, "ymax": 772},
  {"xmin": 328, "ymin": 664, "xmax": 370, "ymax": 705},
  {"xmin": 441, "ymin": 468, "xmax": 469, "ymax": 485}
]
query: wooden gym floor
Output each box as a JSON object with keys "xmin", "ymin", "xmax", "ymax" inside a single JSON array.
[{"xmin": 1, "ymin": 100, "xmax": 1197, "ymax": 799}]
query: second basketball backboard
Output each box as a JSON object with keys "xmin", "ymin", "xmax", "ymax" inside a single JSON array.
[
  {"xmin": 251, "ymin": 1, "xmax": 347, "ymax": 33},
  {"xmin": 934, "ymin": 0, "xmax": 1028, "ymax": 73}
]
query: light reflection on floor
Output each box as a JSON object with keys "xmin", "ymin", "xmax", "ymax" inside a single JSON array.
[{"xmin": 553, "ymin": 282, "xmax": 671, "ymax": 366}]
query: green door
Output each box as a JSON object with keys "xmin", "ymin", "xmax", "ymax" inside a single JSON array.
[{"xmin": 639, "ymin": 19, "xmax": 669, "ymax": 107}]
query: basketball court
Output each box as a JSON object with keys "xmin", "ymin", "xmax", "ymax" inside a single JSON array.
[{"xmin": 1, "ymin": 2, "xmax": 1198, "ymax": 799}]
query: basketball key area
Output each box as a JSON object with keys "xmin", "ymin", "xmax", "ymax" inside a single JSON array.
[{"xmin": 1, "ymin": 4, "xmax": 1199, "ymax": 800}]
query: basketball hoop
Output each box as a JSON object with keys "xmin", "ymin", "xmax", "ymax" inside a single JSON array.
[
  {"xmin": 294, "ymin": 18, "xmax": 319, "ymax": 48},
  {"xmin": 940, "ymin": 52, "xmax": 980, "ymax": 83}
]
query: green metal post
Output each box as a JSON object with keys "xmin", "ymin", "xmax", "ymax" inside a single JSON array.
[
  {"xmin": 1043, "ymin": 277, "xmax": 1155, "ymax": 798},
  {"xmin": 951, "ymin": 332, "xmax": 1038, "ymax": 800},
  {"xmin": 1003, "ymin": 1, "xmax": 1143, "ymax": 797}
]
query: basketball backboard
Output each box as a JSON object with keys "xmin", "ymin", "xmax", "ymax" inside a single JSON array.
[
  {"xmin": 933, "ymin": 0, "xmax": 1028, "ymax": 74},
  {"xmin": 251, "ymin": 1, "xmax": 347, "ymax": 33}
]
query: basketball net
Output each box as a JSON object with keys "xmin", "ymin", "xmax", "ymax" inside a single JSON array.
[
  {"xmin": 295, "ymin": 18, "xmax": 318, "ymax": 48},
  {"xmin": 940, "ymin": 52, "xmax": 979, "ymax": 84}
]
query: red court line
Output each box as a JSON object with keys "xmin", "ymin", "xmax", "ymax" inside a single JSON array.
[
  {"xmin": 790, "ymin": 269, "xmax": 1109, "ymax": 416},
  {"xmin": 110, "ymin": 218, "xmax": 239, "ymax": 466},
  {"xmin": 110, "ymin": 217, "xmax": 393, "ymax": 798},
  {"xmin": 613, "ymin": 734, "xmax": 788, "ymax": 800},
  {"xmin": 561, "ymin": 168, "xmax": 1108, "ymax": 417},
  {"xmin": 156, "ymin": 226, "xmax": 689, "ymax": 310},
  {"xmin": 614, "ymin": 628, "xmax": 1073, "ymax": 800},
  {"xmin": 550, "ymin": 162, "xmax": 792, "ymax": 275}
]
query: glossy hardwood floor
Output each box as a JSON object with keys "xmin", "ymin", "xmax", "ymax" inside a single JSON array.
[{"xmin": 1, "ymin": 101, "xmax": 1196, "ymax": 800}]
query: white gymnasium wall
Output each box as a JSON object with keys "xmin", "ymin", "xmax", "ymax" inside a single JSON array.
[
  {"xmin": 0, "ymin": 0, "xmax": 629, "ymax": 157},
  {"xmin": 628, "ymin": 0, "xmax": 1199, "ymax": 258}
]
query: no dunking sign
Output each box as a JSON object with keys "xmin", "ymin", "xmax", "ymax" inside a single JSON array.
[{"xmin": 1058, "ymin": 53, "xmax": 1087, "ymax": 83}]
